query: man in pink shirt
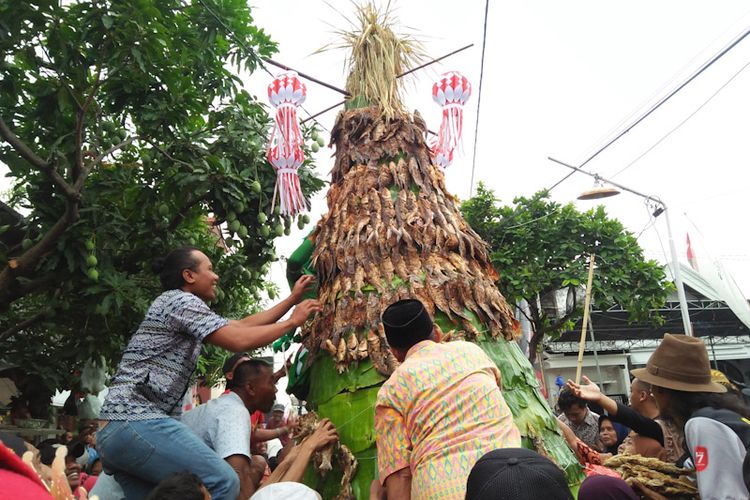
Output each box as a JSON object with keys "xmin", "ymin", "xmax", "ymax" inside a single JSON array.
[{"xmin": 374, "ymin": 299, "xmax": 521, "ymax": 500}]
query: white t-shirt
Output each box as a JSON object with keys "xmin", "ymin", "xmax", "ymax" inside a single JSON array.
[
  {"xmin": 266, "ymin": 438, "xmax": 283, "ymax": 459},
  {"xmin": 181, "ymin": 391, "xmax": 251, "ymax": 459},
  {"xmin": 684, "ymin": 416, "xmax": 749, "ymax": 500}
]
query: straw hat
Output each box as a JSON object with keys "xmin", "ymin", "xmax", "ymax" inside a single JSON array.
[{"xmin": 631, "ymin": 334, "xmax": 727, "ymax": 393}]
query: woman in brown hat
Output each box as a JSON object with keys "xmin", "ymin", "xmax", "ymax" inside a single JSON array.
[{"xmin": 577, "ymin": 334, "xmax": 750, "ymax": 499}]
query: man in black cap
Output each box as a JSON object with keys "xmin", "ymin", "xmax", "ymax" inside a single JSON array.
[
  {"xmin": 465, "ymin": 448, "xmax": 573, "ymax": 500},
  {"xmin": 373, "ymin": 299, "xmax": 521, "ymax": 500}
]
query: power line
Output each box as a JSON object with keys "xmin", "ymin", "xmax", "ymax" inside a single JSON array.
[
  {"xmin": 469, "ymin": 0, "xmax": 489, "ymax": 198},
  {"xmin": 548, "ymin": 24, "xmax": 750, "ymax": 192},
  {"xmin": 195, "ymin": 0, "xmax": 331, "ymax": 134},
  {"xmin": 611, "ymin": 58, "xmax": 750, "ymax": 179}
]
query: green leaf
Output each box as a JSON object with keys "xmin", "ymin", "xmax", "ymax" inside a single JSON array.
[{"xmin": 102, "ymin": 14, "xmax": 113, "ymax": 29}]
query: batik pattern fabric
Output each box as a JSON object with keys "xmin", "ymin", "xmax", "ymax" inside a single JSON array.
[
  {"xmin": 100, "ymin": 290, "xmax": 228, "ymax": 421},
  {"xmin": 375, "ymin": 340, "xmax": 521, "ymax": 500}
]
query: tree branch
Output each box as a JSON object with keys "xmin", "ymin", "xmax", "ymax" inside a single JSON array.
[
  {"xmin": 168, "ymin": 195, "xmax": 206, "ymax": 231},
  {"xmin": 84, "ymin": 136, "xmax": 135, "ymax": 173},
  {"xmin": 0, "ymin": 116, "xmax": 77, "ymax": 200},
  {"xmin": 0, "ymin": 200, "xmax": 25, "ymax": 227},
  {"xmin": 0, "ymin": 204, "xmax": 78, "ymax": 307},
  {"xmin": 73, "ymin": 66, "xmax": 103, "ymax": 180},
  {"xmin": 0, "ymin": 310, "xmax": 48, "ymax": 343},
  {"xmin": 147, "ymin": 140, "xmax": 195, "ymax": 169}
]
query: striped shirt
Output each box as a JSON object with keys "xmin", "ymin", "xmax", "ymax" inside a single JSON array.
[{"xmin": 100, "ymin": 290, "xmax": 228, "ymax": 421}]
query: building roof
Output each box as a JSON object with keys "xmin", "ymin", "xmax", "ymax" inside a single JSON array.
[{"xmin": 551, "ymin": 262, "xmax": 750, "ymax": 346}]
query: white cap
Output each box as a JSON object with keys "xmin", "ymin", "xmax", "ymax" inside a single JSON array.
[{"xmin": 250, "ymin": 482, "xmax": 321, "ymax": 500}]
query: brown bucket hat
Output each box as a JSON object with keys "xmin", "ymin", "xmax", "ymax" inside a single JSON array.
[{"xmin": 631, "ymin": 334, "xmax": 726, "ymax": 393}]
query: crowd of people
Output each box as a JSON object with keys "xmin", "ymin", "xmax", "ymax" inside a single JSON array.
[{"xmin": 2, "ymin": 246, "xmax": 750, "ymax": 500}]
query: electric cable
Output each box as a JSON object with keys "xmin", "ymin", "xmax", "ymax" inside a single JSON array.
[
  {"xmin": 611, "ymin": 58, "xmax": 750, "ymax": 179},
  {"xmin": 548, "ymin": 24, "xmax": 750, "ymax": 192},
  {"xmin": 469, "ymin": 0, "xmax": 489, "ymax": 198}
]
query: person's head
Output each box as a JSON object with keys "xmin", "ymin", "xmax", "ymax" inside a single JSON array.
[
  {"xmin": 145, "ymin": 472, "xmax": 211, "ymax": 500},
  {"xmin": 231, "ymin": 359, "xmax": 277, "ymax": 413},
  {"xmin": 630, "ymin": 334, "xmax": 750, "ymax": 428},
  {"xmin": 60, "ymin": 431, "xmax": 73, "ymax": 444},
  {"xmin": 78, "ymin": 424, "xmax": 97, "ymax": 447},
  {"xmin": 64, "ymin": 452, "xmax": 82, "ymax": 489},
  {"xmin": 598, "ymin": 415, "xmax": 618, "ymax": 448},
  {"xmin": 222, "ymin": 352, "xmax": 251, "ymax": 389},
  {"xmin": 40, "ymin": 441, "xmax": 85, "ymax": 490},
  {"xmin": 557, "ymin": 387, "xmax": 589, "ymax": 426},
  {"xmin": 249, "ymin": 481, "xmax": 322, "ymax": 499},
  {"xmin": 381, "ymin": 299, "xmax": 437, "ymax": 361},
  {"xmin": 465, "ymin": 448, "xmax": 573, "ymax": 500},
  {"xmin": 152, "ymin": 246, "xmax": 219, "ymax": 301},
  {"xmin": 87, "ymin": 457, "xmax": 102, "ymax": 476},
  {"xmin": 268, "ymin": 403, "xmax": 286, "ymax": 423},
  {"xmin": 628, "ymin": 378, "xmax": 656, "ymax": 414},
  {"xmin": 578, "ymin": 475, "xmax": 639, "ymax": 500}
]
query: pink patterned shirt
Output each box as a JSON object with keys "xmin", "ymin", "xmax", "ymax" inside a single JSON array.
[{"xmin": 375, "ymin": 340, "xmax": 521, "ymax": 499}]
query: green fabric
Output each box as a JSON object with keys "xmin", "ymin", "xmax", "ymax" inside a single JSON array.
[{"xmin": 286, "ymin": 234, "xmax": 316, "ymax": 297}]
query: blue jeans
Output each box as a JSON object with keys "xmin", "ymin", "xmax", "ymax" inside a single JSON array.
[{"xmin": 96, "ymin": 418, "xmax": 239, "ymax": 500}]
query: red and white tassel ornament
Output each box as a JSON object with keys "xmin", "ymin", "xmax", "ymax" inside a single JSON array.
[
  {"xmin": 267, "ymin": 71, "xmax": 307, "ymax": 216},
  {"xmin": 431, "ymin": 71, "xmax": 471, "ymax": 169}
]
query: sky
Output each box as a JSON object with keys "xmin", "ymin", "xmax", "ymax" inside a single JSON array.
[
  {"xmin": 2, "ymin": 2, "xmax": 749, "ymax": 299},
  {"xmin": 240, "ymin": 0, "xmax": 750, "ymax": 300}
]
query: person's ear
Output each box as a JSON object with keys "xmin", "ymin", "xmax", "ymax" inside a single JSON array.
[{"xmin": 182, "ymin": 268, "xmax": 196, "ymax": 284}]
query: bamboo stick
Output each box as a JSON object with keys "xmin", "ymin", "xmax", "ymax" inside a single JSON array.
[{"xmin": 575, "ymin": 254, "xmax": 596, "ymax": 384}]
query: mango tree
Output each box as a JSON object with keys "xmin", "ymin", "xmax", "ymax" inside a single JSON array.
[
  {"xmin": 0, "ymin": 0, "xmax": 324, "ymax": 413},
  {"xmin": 460, "ymin": 185, "xmax": 672, "ymax": 363}
]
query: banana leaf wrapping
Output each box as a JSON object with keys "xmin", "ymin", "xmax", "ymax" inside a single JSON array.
[{"xmin": 290, "ymin": 108, "xmax": 583, "ymax": 499}]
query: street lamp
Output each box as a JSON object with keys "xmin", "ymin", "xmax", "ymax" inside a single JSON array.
[{"xmin": 548, "ymin": 157, "xmax": 693, "ymax": 337}]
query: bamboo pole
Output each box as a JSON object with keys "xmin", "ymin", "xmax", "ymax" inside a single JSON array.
[{"xmin": 575, "ymin": 254, "xmax": 596, "ymax": 384}]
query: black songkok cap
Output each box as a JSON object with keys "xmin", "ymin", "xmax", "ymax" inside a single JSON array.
[
  {"xmin": 381, "ymin": 299, "xmax": 433, "ymax": 349},
  {"xmin": 465, "ymin": 448, "xmax": 573, "ymax": 500}
]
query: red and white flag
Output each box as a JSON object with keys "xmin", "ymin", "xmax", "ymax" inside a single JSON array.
[{"xmin": 687, "ymin": 233, "xmax": 699, "ymax": 271}]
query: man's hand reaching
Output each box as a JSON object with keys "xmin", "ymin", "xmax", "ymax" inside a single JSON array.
[
  {"xmin": 290, "ymin": 275, "xmax": 317, "ymax": 303},
  {"xmin": 304, "ymin": 418, "xmax": 339, "ymax": 452},
  {"xmin": 289, "ymin": 299, "xmax": 322, "ymax": 327},
  {"xmin": 566, "ymin": 375, "xmax": 602, "ymax": 402}
]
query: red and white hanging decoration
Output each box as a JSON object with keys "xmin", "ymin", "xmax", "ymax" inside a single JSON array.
[
  {"xmin": 267, "ymin": 71, "xmax": 307, "ymax": 216},
  {"xmin": 431, "ymin": 71, "xmax": 471, "ymax": 169}
]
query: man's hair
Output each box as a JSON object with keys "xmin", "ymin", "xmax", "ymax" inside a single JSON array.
[
  {"xmin": 151, "ymin": 246, "xmax": 201, "ymax": 291},
  {"xmin": 145, "ymin": 472, "xmax": 206, "ymax": 500},
  {"xmin": 232, "ymin": 358, "xmax": 273, "ymax": 388},
  {"xmin": 557, "ymin": 387, "xmax": 587, "ymax": 412},
  {"xmin": 631, "ymin": 378, "xmax": 650, "ymax": 394}
]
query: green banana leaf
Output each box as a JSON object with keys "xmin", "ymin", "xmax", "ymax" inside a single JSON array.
[{"xmin": 308, "ymin": 352, "xmax": 386, "ymax": 406}]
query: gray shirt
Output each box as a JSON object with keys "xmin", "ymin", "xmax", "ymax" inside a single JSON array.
[
  {"xmin": 684, "ymin": 416, "xmax": 749, "ymax": 500},
  {"xmin": 181, "ymin": 392, "xmax": 251, "ymax": 459},
  {"xmin": 100, "ymin": 290, "xmax": 228, "ymax": 421}
]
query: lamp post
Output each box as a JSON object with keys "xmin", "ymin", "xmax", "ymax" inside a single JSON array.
[{"xmin": 548, "ymin": 157, "xmax": 693, "ymax": 337}]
